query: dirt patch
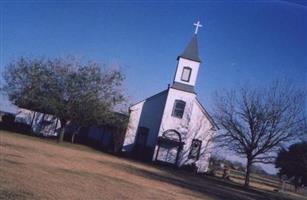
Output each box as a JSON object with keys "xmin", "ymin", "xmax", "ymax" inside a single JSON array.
[
  {"xmin": 0, "ymin": 142, "xmax": 35, "ymax": 152},
  {"xmin": 3, "ymin": 153, "xmax": 24, "ymax": 159},
  {"xmin": 2, "ymin": 158, "xmax": 25, "ymax": 165}
]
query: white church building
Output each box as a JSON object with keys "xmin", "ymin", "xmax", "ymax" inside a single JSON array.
[{"xmin": 122, "ymin": 21, "xmax": 218, "ymax": 172}]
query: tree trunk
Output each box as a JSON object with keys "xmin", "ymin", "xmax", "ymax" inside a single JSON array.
[
  {"xmin": 71, "ymin": 127, "xmax": 80, "ymax": 144},
  {"xmin": 244, "ymin": 159, "xmax": 252, "ymax": 187},
  {"xmin": 57, "ymin": 119, "xmax": 67, "ymax": 143},
  {"xmin": 71, "ymin": 132, "xmax": 76, "ymax": 143},
  {"xmin": 58, "ymin": 127, "xmax": 65, "ymax": 143}
]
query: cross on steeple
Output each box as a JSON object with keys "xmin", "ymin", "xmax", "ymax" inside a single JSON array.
[{"xmin": 193, "ymin": 21, "xmax": 202, "ymax": 35}]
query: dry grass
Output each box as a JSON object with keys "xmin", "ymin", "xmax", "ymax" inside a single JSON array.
[
  {"xmin": 214, "ymin": 170, "xmax": 279, "ymax": 191},
  {"xmin": 0, "ymin": 130, "xmax": 306, "ymax": 200}
]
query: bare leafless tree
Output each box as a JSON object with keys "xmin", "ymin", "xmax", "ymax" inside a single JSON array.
[{"xmin": 213, "ymin": 81, "xmax": 306, "ymax": 187}]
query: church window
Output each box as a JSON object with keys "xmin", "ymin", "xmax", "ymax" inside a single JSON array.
[
  {"xmin": 181, "ymin": 67, "xmax": 192, "ymax": 82},
  {"xmin": 189, "ymin": 139, "xmax": 202, "ymax": 160},
  {"xmin": 172, "ymin": 100, "xmax": 186, "ymax": 118}
]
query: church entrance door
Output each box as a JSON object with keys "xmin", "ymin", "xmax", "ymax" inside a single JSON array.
[
  {"xmin": 155, "ymin": 130, "xmax": 184, "ymax": 166},
  {"xmin": 156, "ymin": 146, "xmax": 178, "ymax": 164},
  {"xmin": 134, "ymin": 127, "xmax": 149, "ymax": 160}
]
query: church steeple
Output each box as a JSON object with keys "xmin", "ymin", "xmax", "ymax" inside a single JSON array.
[
  {"xmin": 172, "ymin": 21, "xmax": 202, "ymax": 93},
  {"xmin": 177, "ymin": 35, "xmax": 201, "ymax": 63}
]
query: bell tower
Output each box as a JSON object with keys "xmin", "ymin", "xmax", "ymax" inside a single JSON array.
[{"xmin": 172, "ymin": 21, "xmax": 202, "ymax": 93}]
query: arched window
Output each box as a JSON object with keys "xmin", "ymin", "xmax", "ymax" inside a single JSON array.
[
  {"xmin": 172, "ymin": 100, "xmax": 186, "ymax": 118},
  {"xmin": 162, "ymin": 129, "xmax": 182, "ymax": 143},
  {"xmin": 181, "ymin": 66, "xmax": 192, "ymax": 82}
]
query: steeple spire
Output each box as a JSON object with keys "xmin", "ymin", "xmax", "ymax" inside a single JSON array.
[
  {"xmin": 177, "ymin": 21, "xmax": 202, "ymax": 63},
  {"xmin": 178, "ymin": 35, "xmax": 201, "ymax": 62}
]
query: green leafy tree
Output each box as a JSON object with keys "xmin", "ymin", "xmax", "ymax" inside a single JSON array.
[
  {"xmin": 3, "ymin": 57, "xmax": 126, "ymax": 142},
  {"xmin": 213, "ymin": 81, "xmax": 306, "ymax": 187},
  {"xmin": 275, "ymin": 142, "xmax": 307, "ymax": 190}
]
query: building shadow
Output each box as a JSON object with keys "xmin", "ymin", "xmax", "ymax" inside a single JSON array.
[{"xmin": 100, "ymin": 160, "xmax": 284, "ymax": 200}]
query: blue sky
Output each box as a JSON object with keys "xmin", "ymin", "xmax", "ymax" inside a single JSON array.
[{"xmin": 0, "ymin": 1, "xmax": 306, "ymax": 172}]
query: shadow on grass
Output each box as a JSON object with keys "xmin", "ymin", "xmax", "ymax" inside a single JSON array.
[
  {"xmin": 95, "ymin": 160, "xmax": 292, "ymax": 200},
  {"xmin": 0, "ymin": 189, "xmax": 35, "ymax": 200}
]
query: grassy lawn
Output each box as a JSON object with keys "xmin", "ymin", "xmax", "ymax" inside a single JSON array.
[{"xmin": 0, "ymin": 130, "xmax": 306, "ymax": 200}]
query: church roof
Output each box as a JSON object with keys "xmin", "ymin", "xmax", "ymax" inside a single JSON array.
[
  {"xmin": 178, "ymin": 35, "xmax": 201, "ymax": 63},
  {"xmin": 195, "ymin": 98, "xmax": 219, "ymax": 131},
  {"xmin": 130, "ymin": 89, "xmax": 168, "ymax": 108}
]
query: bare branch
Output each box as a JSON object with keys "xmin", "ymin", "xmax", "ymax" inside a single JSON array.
[{"xmin": 212, "ymin": 80, "xmax": 306, "ymax": 186}]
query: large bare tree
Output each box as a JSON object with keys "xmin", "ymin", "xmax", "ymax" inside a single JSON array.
[{"xmin": 213, "ymin": 81, "xmax": 306, "ymax": 187}]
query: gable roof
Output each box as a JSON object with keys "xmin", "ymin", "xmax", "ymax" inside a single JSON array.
[
  {"xmin": 130, "ymin": 89, "xmax": 169, "ymax": 108},
  {"xmin": 195, "ymin": 98, "xmax": 219, "ymax": 130},
  {"xmin": 177, "ymin": 35, "xmax": 201, "ymax": 63}
]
